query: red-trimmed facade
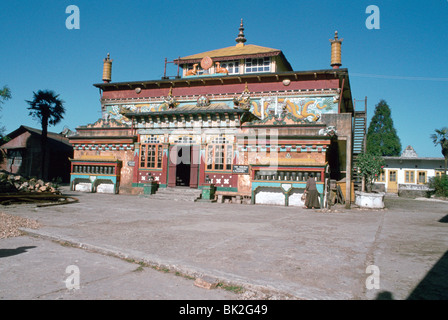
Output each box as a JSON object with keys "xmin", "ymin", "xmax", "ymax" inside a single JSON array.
[{"xmin": 68, "ymin": 26, "xmax": 358, "ymax": 207}]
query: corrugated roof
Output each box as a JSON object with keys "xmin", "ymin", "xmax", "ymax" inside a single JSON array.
[
  {"xmin": 1, "ymin": 125, "xmax": 72, "ymax": 148},
  {"xmin": 21, "ymin": 126, "xmax": 69, "ymax": 142}
]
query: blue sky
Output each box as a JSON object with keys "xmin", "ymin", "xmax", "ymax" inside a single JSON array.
[{"xmin": 1, "ymin": 0, "xmax": 447, "ymax": 157}]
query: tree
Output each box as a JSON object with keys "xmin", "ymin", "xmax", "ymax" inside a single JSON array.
[
  {"xmin": 431, "ymin": 127, "xmax": 448, "ymax": 176},
  {"xmin": 0, "ymin": 85, "xmax": 12, "ymax": 137},
  {"xmin": 366, "ymin": 99, "xmax": 402, "ymax": 156},
  {"xmin": 356, "ymin": 152, "xmax": 385, "ymax": 192},
  {"xmin": 0, "ymin": 85, "xmax": 11, "ymax": 105},
  {"xmin": 26, "ymin": 90, "xmax": 66, "ymax": 180}
]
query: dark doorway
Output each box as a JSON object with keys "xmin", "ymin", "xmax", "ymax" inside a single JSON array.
[
  {"xmin": 176, "ymin": 146, "xmax": 190, "ymax": 186},
  {"xmin": 168, "ymin": 145, "xmax": 199, "ymax": 188}
]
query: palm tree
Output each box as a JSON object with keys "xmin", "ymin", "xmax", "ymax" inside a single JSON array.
[
  {"xmin": 0, "ymin": 85, "xmax": 12, "ymax": 162},
  {"xmin": 0, "ymin": 85, "xmax": 11, "ymax": 106},
  {"xmin": 26, "ymin": 90, "xmax": 66, "ymax": 180},
  {"xmin": 431, "ymin": 127, "xmax": 448, "ymax": 176}
]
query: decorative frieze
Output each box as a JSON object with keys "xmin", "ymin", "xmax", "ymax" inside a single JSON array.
[
  {"xmin": 73, "ymin": 143, "xmax": 134, "ymax": 151},
  {"xmin": 237, "ymin": 144, "xmax": 327, "ymax": 153}
]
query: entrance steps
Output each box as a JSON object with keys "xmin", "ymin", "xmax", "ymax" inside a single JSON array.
[{"xmin": 149, "ymin": 186, "xmax": 202, "ymax": 202}]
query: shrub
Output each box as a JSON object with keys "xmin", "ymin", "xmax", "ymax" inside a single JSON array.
[{"xmin": 428, "ymin": 175, "xmax": 448, "ymax": 198}]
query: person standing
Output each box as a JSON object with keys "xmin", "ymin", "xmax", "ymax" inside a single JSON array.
[{"xmin": 304, "ymin": 173, "xmax": 320, "ymax": 209}]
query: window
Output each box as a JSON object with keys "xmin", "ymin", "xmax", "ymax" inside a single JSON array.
[
  {"xmin": 142, "ymin": 135, "xmax": 162, "ymax": 144},
  {"xmin": 186, "ymin": 63, "xmax": 205, "ymax": 75},
  {"xmin": 220, "ymin": 61, "xmax": 239, "ymax": 74},
  {"xmin": 405, "ymin": 171, "xmax": 415, "ymax": 183},
  {"xmin": 174, "ymin": 136, "xmax": 193, "ymax": 144},
  {"xmin": 389, "ymin": 171, "xmax": 397, "ymax": 182},
  {"xmin": 436, "ymin": 170, "xmax": 445, "ymax": 177},
  {"xmin": 140, "ymin": 144, "xmax": 163, "ymax": 169},
  {"xmin": 417, "ymin": 171, "xmax": 427, "ymax": 184},
  {"xmin": 245, "ymin": 57, "xmax": 270, "ymax": 73},
  {"xmin": 7, "ymin": 149, "xmax": 23, "ymax": 167},
  {"xmin": 206, "ymin": 136, "xmax": 233, "ymax": 171},
  {"xmin": 377, "ymin": 171, "xmax": 386, "ymax": 182}
]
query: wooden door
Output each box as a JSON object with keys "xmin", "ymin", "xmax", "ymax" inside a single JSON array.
[
  {"xmin": 387, "ymin": 170, "xmax": 398, "ymax": 193},
  {"xmin": 168, "ymin": 146, "xmax": 177, "ymax": 187},
  {"xmin": 189, "ymin": 145, "xmax": 200, "ymax": 188}
]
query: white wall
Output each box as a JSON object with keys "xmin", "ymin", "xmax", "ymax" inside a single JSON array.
[{"xmin": 375, "ymin": 157, "xmax": 446, "ymax": 192}]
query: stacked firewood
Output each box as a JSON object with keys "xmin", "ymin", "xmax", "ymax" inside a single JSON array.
[{"xmin": 0, "ymin": 171, "xmax": 61, "ymax": 194}]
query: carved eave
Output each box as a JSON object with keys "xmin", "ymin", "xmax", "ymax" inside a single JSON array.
[
  {"xmin": 127, "ymin": 106, "xmax": 251, "ymax": 124},
  {"xmin": 94, "ymin": 68, "xmax": 350, "ymax": 92},
  {"xmin": 95, "ymin": 68, "xmax": 353, "ymax": 115}
]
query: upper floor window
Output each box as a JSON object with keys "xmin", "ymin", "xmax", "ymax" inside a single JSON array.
[
  {"xmin": 245, "ymin": 57, "xmax": 270, "ymax": 73},
  {"xmin": 185, "ymin": 63, "xmax": 205, "ymax": 75},
  {"xmin": 142, "ymin": 135, "xmax": 162, "ymax": 144},
  {"xmin": 220, "ymin": 61, "xmax": 239, "ymax": 74},
  {"xmin": 173, "ymin": 136, "xmax": 193, "ymax": 144}
]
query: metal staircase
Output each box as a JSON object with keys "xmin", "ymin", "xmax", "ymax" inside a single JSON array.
[{"xmin": 352, "ymin": 97, "xmax": 367, "ymax": 191}]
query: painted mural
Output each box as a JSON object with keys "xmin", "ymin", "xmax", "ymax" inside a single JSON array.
[
  {"xmin": 103, "ymin": 94, "xmax": 338, "ymax": 125},
  {"xmin": 249, "ymin": 96, "xmax": 337, "ymax": 122}
]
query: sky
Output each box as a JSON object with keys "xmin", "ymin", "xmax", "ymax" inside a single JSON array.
[{"xmin": 1, "ymin": 0, "xmax": 447, "ymax": 157}]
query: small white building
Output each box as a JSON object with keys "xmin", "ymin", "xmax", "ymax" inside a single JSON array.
[{"xmin": 375, "ymin": 146, "xmax": 446, "ymax": 196}]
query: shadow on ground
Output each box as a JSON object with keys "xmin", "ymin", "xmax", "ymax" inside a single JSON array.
[
  {"xmin": 375, "ymin": 250, "xmax": 448, "ymax": 300},
  {"xmin": 0, "ymin": 246, "xmax": 36, "ymax": 258}
]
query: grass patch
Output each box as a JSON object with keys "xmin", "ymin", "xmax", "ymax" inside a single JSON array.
[
  {"xmin": 133, "ymin": 265, "xmax": 144, "ymax": 272},
  {"xmin": 175, "ymin": 271, "xmax": 195, "ymax": 280},
  {"xmin": 106, "ymin": 254, "xmax": 245, "ymax": 294},
  {"xmin": 217, "ymin": 283, "xmax": 245, "ymax": 294}
]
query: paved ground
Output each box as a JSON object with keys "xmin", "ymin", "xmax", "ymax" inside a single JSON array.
[{"xmin": 1, "ymin": 186, "xmax": 447, "ymax": 300}]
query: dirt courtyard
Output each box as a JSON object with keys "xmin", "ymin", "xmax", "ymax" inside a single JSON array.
[{"xmin": 1, "ymin": 188, "xmax": 447, "ymax": 300}]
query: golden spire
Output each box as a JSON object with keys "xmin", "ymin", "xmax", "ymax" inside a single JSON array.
[
  {"xmin": 102, "ymin": 53, "xmax": 113, "ymax": 83},
  {"xmin": 235, "ymin": 19, "xmax": 247, "ymax": 47},
  {"xmin": 243, "ymin": 82, "xmax": 250, "ymax": 93},
  {"xmin": 329, "ymin": 31, "xmax": 343, "ymax": 69}
]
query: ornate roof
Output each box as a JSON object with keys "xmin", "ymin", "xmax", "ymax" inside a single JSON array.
[
  {"xmin": 401, "ymin": 145, "xmax": 418, "ymax": 158},
  {"xmin": 173, "ymin": 19, "xmax": 292, "ymax": 70},
  {"xmin": 124, "ymin": 102, "xmax": 259, "ymax": 126},
  {"xmin": 176, "ymin": 44, "xmax": 282, "ymax": 63}
]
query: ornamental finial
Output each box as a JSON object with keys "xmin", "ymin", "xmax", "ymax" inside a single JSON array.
[{"xmin": 235, "ymin": 19, "xmax": 247, "ymax": 46}]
